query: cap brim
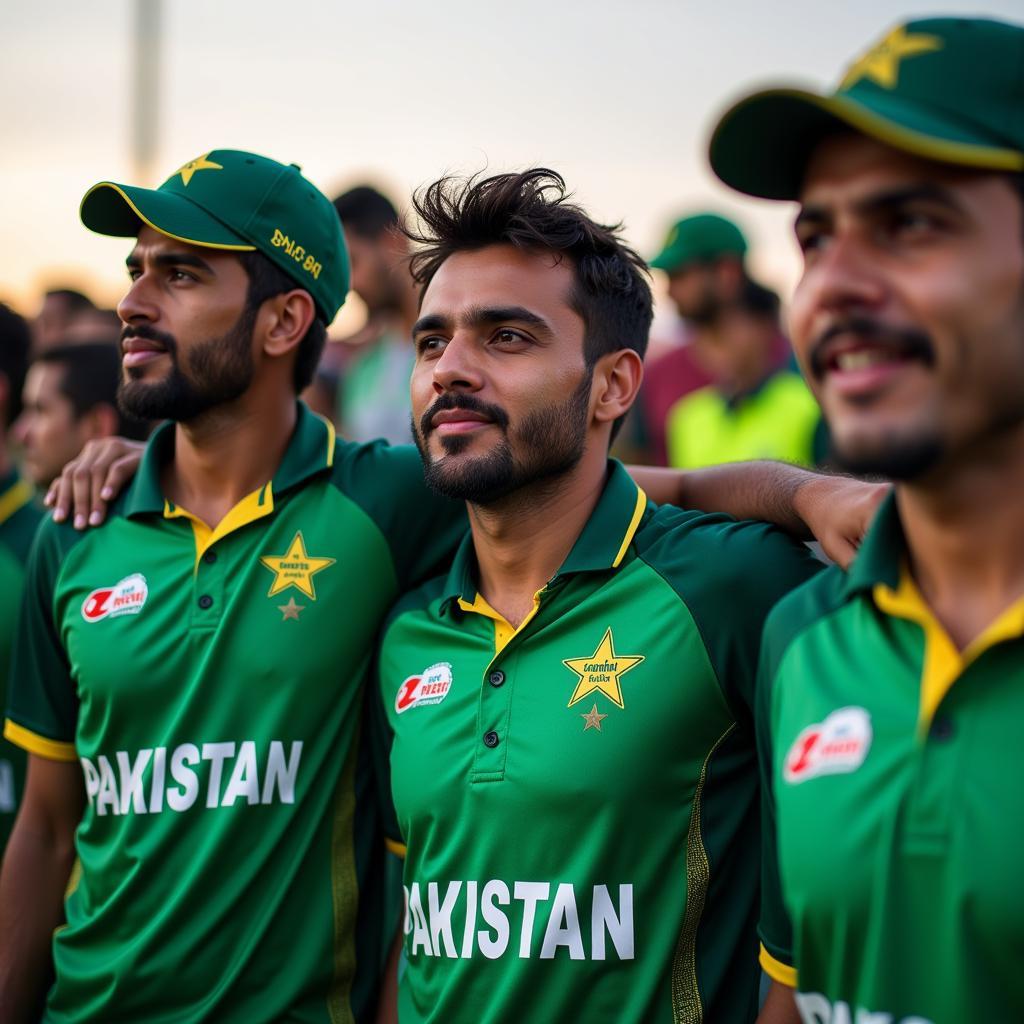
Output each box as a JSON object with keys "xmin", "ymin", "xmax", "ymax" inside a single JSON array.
[
  {"xmin": 649, "ymin": 250, "xmax": 676, "ymax": 271},
  {"xmin": 709, "ymin": 87, "xmax": 1024, "ymax": 200},
  {"xmin": 80, "ymin": 183, "xmax": 256, "ymax": 251}
]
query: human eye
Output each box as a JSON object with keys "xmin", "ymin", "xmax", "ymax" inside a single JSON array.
[
  {"xmin": 415, "ymin": 335, "xmax": 447, "ymax": 358},
  {"xmin": 491, "ymin": 327, "xmax": 530, "ymax": 348}
]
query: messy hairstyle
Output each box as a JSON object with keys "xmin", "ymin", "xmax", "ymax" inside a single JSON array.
[{"xmin": 405, "ymin": 168, "xmax": 653, "ymax": 366}]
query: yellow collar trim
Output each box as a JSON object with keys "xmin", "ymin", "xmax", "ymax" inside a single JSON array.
[
  {"xmin": 612, "ymin": 485, "xmax": 647, "ymax": 569},
  {"xmin": 873, "ymin": 567, "xmax": 1024, "ymax": 733},
  {"xmin": 458, "ymin": 589, "xmax": 544, "ymax": 656},
  {"xmin": 0, "ymin": 477, "xmax": 34, "ymax": 527},
  {"xmin": 164, "ymin": 482, "xmax": 275, "ymax": 570}
]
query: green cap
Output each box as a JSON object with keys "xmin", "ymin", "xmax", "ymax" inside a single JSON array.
[
  {"xmin": 80, "ymin": 149, "xmax": 350, "ymax": 323},
  {"xmin": 649, "ymin": 213, "xmax": 748, "ymax": 271},
  {"xmin": 709, "ymin": 16, "xmax": 1024, "ymax": 200}
]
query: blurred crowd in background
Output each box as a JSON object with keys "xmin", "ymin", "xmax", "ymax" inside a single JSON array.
[{"xmin": 0, "ymin": 177, "xmax": 834, "ymax": 516}]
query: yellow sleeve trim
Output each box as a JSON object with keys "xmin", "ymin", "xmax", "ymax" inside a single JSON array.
[
  {"xmin": 385, "ymin": 838, "xmax": 407, "ymax": 859},
  {"xmin": 759, "ymin": 943, "xmax": 797, "ymax": 987},
  {"xmin": 3, "ymin": 720, "xmax": 77, "ymax": 762}
]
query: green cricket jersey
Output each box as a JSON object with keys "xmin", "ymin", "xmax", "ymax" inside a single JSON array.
[
  {"xmin": 4, "ymin": 403, "xmax": 464, "ymax": 1024},
  {"xmin": 375, "ymin": 461, "xmax": 821, "ymax": 1023},
  {"xmin": 758, "ymin": 494, "xmax": 1024, "ymax": 1024},
  {"xmin": 0, "ymin": 470, "xmax": 41, "ymax": 850}
]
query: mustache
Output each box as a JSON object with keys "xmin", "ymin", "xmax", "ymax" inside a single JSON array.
[
  {"xmin": 419, "ymin": 392, "xmax": 510, "ymax": 438},
  {"xmin": 808, "ymin": 316, "xmax": 935, "ymax": 380},
  {"xmin": 120, "ymin": 323, "xmax": 178, "ymax": 354}
]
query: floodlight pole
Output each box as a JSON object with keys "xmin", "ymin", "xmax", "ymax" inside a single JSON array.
[{"xmin": 131, "ymin": 0, "xmax": 162, "ymax": 185}]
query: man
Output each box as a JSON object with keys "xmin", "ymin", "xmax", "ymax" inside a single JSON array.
[
  {"xmin": 32, "ymin": 288, "xmax": 95, "ymax": 353},
  {"xmin": 309, "ymin": 185, "xmax": 418, "ymax": 444},
  {"xmin": 0, "ymin": 304, "xmax": 41, "ymax": 854},
  {"xmin": 643, "ymin": 213, "xmax": 793, "ymax": 465},
  {"xmin": 372, "ymin": 169, "xmax": 823, "ymax": 1022},
  {"xmin": 16, "ymin": 342, "xmax": 149, "ymax": 490},
  {"xmin": 709, "ymin": 15, "xmax": 1024, "ymax": 1023},
  {"xmin": 665, "ymin": 277, "xmax": 824, "ymax": 469},
  {"xmin": 0, "ymin": 148, "xmax": 467, "ymax": 1023}
]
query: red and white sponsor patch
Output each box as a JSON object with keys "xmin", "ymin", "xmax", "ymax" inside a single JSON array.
[
  {"xmin": 783, "ymin": 706, "xmax": 872, "ymax": 784},
  {"xmin": 395, "ymin": 662, "xmax": 453, "ymax": 714},
  {"xmin": 81, "ymin": 574, "xmax": 149, "ymax": 622}
]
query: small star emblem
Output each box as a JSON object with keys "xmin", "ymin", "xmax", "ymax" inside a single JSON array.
[
  {"xmin": 581, "ymin": 704, "xmax": 608, "ymax": 732},
  {"xmin": 175, "ymin": 152, "xmax": 224, "ymax": 186},
  {"xmin": 278, "ymin": 597, "xmax": 304, "ymax": 621},
  {"xmin": 259, "ymin": 531, "xmax": 336, "ymax": 600},
  {"xmin": 840, "ymin": 26, "xmax": 943, "ymax": 91}
]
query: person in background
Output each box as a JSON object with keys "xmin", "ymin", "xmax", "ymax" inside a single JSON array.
[
  {"xmin": 32, "ymin": 289, "xmax": 96, "ymax": 353},
  {"xmin": 665, "ymin": 278, "xmax": 824, "ymax": 469},
  {"xmin": 309, "ymin": 185, "xmax": 419, "ymax": 444},
  {"xmin": 15, "ymin": 343, "xmax": 149, "ymax": 491},
  {"xmin": 0, "ymin": 304, "xmax": 42, "ymax": 855}
]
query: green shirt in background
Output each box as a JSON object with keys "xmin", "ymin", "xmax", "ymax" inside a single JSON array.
[
  {"xmin": 0, "ymin": 470, "xmax": 41, "ymax": 851},
  {"xmin": 758, "ymin": 495, "xmax": 1024, "ymax": 1024},
  {"xmin": 5, "ymin": 403, "xmax": 465, "ymax": 1024},
  {"xmin": 375, "ymin": 461, "xmax": 821, "ymax": 1023}
]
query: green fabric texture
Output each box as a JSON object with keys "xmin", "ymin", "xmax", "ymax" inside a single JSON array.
[
  {"xmin": 666, "ymin": 371, "xmax": 821, "ymax": 470},
  {"xmin": 649, "ymin": 213, "xmax": 747, "ymax": 271},
  {"xmin": 374, "ymin": 462, "xmax": 820, "ymax": 1023},
  {"xmin": 758, "ymin": 494, "xmax": 1024, "ymax": 1022},
  {"xmin": 710, "ymin": 16, "xmax": 1024, "ymax": 200},
  {"xmin": 5, "ymin": 404, "xmax": 466, "ymax": 1024},
  {"xmin": 0, "ymin": 472, "xmax": 42, "ymax": 851},
  {"xmin": 80, "ymin": 149, "xmax": 350, "ymax": 322}
]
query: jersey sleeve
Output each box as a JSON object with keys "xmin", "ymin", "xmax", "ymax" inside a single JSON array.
[
  {"xmin": 755, "ymin": 630, "xmax": 796, "ymax": 987},
  {"xmin": 332, "ymin": 442, "xmax": 467, "ymax": 592},
  {"xmin": 4, "ymin": 519, "xmax": 78, "ymax": 761}
]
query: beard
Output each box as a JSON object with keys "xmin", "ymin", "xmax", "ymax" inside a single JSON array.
[
  {"xmin": 118, "ymin": 307, "xmax": 256, "ymax": 422},
  {"xmin": 413, "ymin": 371, "xmax": 593, "ymax": 506},
  {"xmin": 831, "ymin": 430, "xmax": 946, "ymax": 481}
]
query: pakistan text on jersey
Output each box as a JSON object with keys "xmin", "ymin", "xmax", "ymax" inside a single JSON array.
[
  {"xmin": 797, "ymin": 992, "xmax": 934, "ymax": 1024},
  {"xmin": 404, "ymin": 880, "xmax": 634, "ymax": 962},
  {"xmin": 79, "ymin": 740, "xmax": 303, "ymax": 815}
]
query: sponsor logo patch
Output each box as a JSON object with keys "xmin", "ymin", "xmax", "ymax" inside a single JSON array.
[
  {"xmin": 396, "ymin": 662, "xmax": 453, "ymax": 714},
  {"xmin": 784, "ymin": 706, "xmax": 872, "ymax": 784},
  {"xmin": 81, "ymin": 574, "xmax": 149, "ymax": 622}
]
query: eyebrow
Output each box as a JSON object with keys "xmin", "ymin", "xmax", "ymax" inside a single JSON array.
[
  {"xmin": 796, "ymin": 183, "xmax": 968, "ymax": 229},
  {"xmin": 412, "ymin": 305, "xmax": 552, "ymax": 336},
  {"xmin": 125, "ymin": 250, "xmax": 216, "ymax": 274}
]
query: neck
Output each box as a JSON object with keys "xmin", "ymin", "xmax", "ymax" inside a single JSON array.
[
  {"xmin": 897, "ymin": 422, "xmax": 1024, "ymax": 648},
  {"xmin": 164, "ymin": 385, "xmax": 297, "ymax": 528},
  {"xmin": 468, "ymin": 447, "xmax": 608, "ymax": 628}
]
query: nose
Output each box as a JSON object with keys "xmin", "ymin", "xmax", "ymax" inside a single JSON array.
[
  {"xmin": 431, "ymin": 332, "xmax": 484, "ymax": 396},
  {"xmin": 116, "ymin": 271, "xmax": 160, "ymax": 327},
  {"xmin": 12, "ymin": 412, "xmax": 31, "ymax": 448},
  {"xmin": 802, "ymin": 233, "xmax": 888, "ymax": 317}
]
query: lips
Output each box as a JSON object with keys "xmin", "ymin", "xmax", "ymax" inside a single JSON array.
[{"xmin": 431, "ymin": 408, "xmax": 491, "ymax": 429}]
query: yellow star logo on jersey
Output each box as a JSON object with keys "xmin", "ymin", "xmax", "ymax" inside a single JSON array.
[
  {"xmin": 175, "ymin": 152, "xmax": 223, "ymax": 186},
  {"xmin": 563, "ymin": 628, "xmax": 644, "ymax": 710},
  {"xmin": 840, "ymin": 26, "xmax": 943, "ymax": 90},
  {"xmin": 260, "ymin": 531, "xmax": 335, "ymax": 600}
]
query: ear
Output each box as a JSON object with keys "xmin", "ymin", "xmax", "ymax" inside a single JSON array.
[
  {"xmin": 81, "ymin": 403, "xmax": 120, "ymax": 441},
  {"xmin": 259, "ymin": 290, "xmax": 317, "ymax": 359},
  {"xmin": 591, "ymin": 349, "xmax": 644, "ymax": 428}
]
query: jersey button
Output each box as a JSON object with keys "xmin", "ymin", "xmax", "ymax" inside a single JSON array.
[
  {"xmin": 198, "ymin": 594, "xmax": 214, "ymax": 610},
  {"xmin": 483, "ymin": 730, "xmax": 500, "ymax": 748},
  {"xmin": 203, "ymin": 551, "xmax": 217, "ymax": 565},
  {"xmin": 488, "ymin": 670, "xmax": 505, "ymax": 687}
]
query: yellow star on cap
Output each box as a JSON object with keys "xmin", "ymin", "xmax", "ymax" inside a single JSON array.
[
  {"xmin": 260, "ymin": 531, "xmax": 336, "ymax": 600},
  {"xmin": 175, "ymin": 152, "xmax": 224, "ymax": 186},
  {"xmin": 840, "ymin": 25, "xmax": 943, "ymax": 90},
  {"xmin": 563, "ymin": 628, "xmax": 644, "ymax": 710}
]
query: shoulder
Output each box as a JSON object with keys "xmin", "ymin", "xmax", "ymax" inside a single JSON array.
[
  {"xmin": 381, "ymin": 574, "xmax": 449, "ymax": 639},
  {"xmin": 760, "ymin": 565, "xmax": 851, "ymax": 681}
]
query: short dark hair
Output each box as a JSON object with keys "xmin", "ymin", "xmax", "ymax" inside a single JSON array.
[
  {"xmin": 236, "ymin": 250, "xmax": 327, "ymax": 393},
  {"xmin": 332, "ymin": 186, "xmax": 399, "ymax": 239},
  {"xmin": 44, "ymin": 288, "xmax": 94, "ymax": 313},
  {"xmin": 0, "ymin": 302, "xmax": 30, "ymax": 425},
  {"xmin": 36, "ymin": 342, "xmax": 150, "ymax": 440},
  {"xmin": 405, "ymin": 169, "xmax": 653, "ymax": 366}
]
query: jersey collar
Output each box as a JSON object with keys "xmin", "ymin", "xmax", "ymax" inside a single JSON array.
[
  {"xmin": 124, "ymin": 401, "xmax": 337, "ymax": 518},
  {"xmin": 440, "ymin": 460, "xmax": 649, "ymax": 609},
  {"xmin": 841, "ymin": 490, "xmax": 904, "ymax": 597}
]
